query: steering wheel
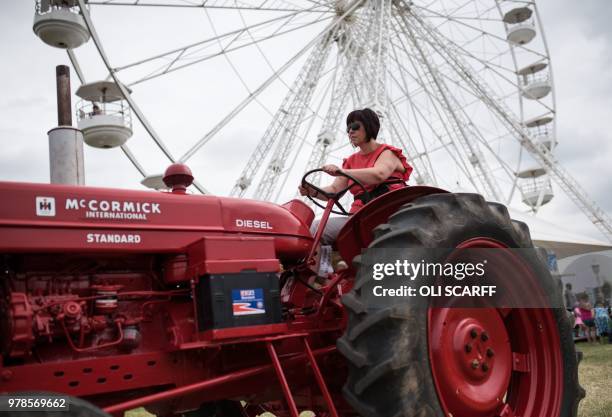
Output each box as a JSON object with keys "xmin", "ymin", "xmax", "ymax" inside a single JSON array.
[{"xmin": 301, "ymin": 168, "xmax": 370, "ymax": 215}]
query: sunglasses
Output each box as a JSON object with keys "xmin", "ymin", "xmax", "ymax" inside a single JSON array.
[{"xmin": 346, "ymin": 122, "xmax": 362, "ymax": 133}]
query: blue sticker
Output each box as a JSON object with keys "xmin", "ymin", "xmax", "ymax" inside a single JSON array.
[{"xmin": 232, "ymin": 288, "xmax": 265, "ymax": 316}]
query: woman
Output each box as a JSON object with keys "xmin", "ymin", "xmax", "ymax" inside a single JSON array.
[{"xmin": 299, "ymin": 108, "xmax": 413, "ymax": 245}]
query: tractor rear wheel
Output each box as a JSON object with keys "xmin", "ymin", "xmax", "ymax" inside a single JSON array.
[{"xmin": 337, "ymin": 193, "xmax": 584, "ymax": 417}]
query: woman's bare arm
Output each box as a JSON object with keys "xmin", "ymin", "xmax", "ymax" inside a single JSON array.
[{"xmin": 341, "ymin": 150, "xmax": 405, "ymax": 185}]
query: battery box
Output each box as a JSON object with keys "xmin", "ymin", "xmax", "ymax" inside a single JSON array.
[{"xmin": 195, "ymin": 272, "xmax": 282, "ymax": 331}]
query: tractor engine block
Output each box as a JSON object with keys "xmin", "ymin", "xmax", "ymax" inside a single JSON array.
[{"xmin": 0, "ymin": 255, "xmax": 191, "ymax": 362}]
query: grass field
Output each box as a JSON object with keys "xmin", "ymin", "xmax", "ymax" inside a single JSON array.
[
  {"xmin": 576, "ymin": 342, "xmax": 612, "ymax": 417},
  {"xmin": 126, "ymin": 342, "xmax": 612, "ymax": 417}
]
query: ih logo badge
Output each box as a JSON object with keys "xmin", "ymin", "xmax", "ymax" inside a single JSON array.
[{"xmin": 36, "ymin": 196, "xmax": 56, "ymax": 217}]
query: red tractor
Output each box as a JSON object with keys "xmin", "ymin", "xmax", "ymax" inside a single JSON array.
[{"xmin": 0, "ymin": 164, "xmax": 583, "ymax": 417}]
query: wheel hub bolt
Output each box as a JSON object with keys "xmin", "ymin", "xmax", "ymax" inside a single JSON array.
[
  {"xmin": 481, "ymin": 332, "xmax": 489, "ymax": 341},
  {"xmin": 470, "ymin": 329, "xmax": 478, "ymax": 339},
  {"xmin": 465, "ymin": 344, "xmax": 472, "ymax": 353},
  {"xmin": 471, "ymin": 359, "xmax": 480, "ymax": 369},
  {"xmin": 482, "ymin": 363, "xmax": 489, "ymax": 372},
  {"xmin": 486, "ymin": 348, "xmax": 494, "ymax": 357}
]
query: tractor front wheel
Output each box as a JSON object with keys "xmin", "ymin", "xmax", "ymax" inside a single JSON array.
[{"xmin": 338, "ymin": 193, "xmax": 584, "ymax": 417}]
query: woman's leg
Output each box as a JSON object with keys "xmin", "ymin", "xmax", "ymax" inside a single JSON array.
[
  {"xmin": 310, "ymin": 216, "xmax": 349, "ymax": 275},
  {"xmin": 310, "ymin": 216, "xmax": 349, "ymax": 245},
  {"xmin": 579, "ymin": 324, "xmax": 588, "ymax": 341},
  {"xmin": 586, "ymin": 322, "xmax": 596, "ymax": 343}
]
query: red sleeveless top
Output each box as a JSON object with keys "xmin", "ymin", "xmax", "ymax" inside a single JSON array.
[{"xmin": 342, "ymin": 144, "xmax": 413, "ymax": 213}]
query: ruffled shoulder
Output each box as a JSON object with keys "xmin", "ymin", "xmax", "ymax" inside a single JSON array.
[
  {"xmin": 379, "ymin": 144, "xmax": 413, "ymax": 181},
  {"xmin": 342, "ymin": 157, "xmax": 351, "ymax": 169},
  {"xmin": 342, "ymin": 151, "xmax": 361, "ymax": 169}
]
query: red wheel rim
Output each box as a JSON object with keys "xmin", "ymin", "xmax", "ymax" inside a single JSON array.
[{"xmin": 428, "ymin": 238, "xmax": 563, "ymax": 417}]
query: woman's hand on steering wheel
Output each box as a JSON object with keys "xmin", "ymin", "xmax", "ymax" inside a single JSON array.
[
  {"xmin": 320, "ymin": 164, "xmax": 343, "ymax": 176},
  {"xmin": 301, "ymin": 168, "xmax": 370, "ymax": 215}
]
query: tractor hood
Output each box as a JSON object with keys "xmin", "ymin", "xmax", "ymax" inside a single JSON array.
[{"xmin": 0, "ymin": 181, "xmax": 313, "ymax": 258}]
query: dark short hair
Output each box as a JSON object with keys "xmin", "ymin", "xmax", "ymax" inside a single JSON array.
[
  {"xmin": 346, "ymin": 108, "xmax": 380, "ymax": 141},
  {"xmin": 565, "ymin": 283, "xmax": 572, "ymax": 289}
]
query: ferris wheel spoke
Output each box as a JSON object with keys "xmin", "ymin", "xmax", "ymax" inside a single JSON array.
[
  {"xmin": 386, "ymin": 49, "xmax": 472, "ymax": 185},
  {"xmin": 301, "ymin": 19, "xmax": 373, "ymax": 180},
  {"xmin": 398, "ymin": 77, "xmax": 475, "ymax": 185},
  {"xmin": 121, "ymin": 16, "xmax": 332, "ymax": 87},
  {"xmin": 422, "ymin": 0, "xmax": 481, "ymax": 24},
  {"xmin": 386, "ymin": 99, "xmax": 436, "ymax": 186},
  {"xmin": 411, "ymin": 3, "xmax": 548, "ymax": 60},
  {"xmin": 387, "ymin": 42, "xmax": 437, "ymax": 184},
  {"xmin": 229, "ymin": 49, "xmax": 332, "ymax": 197},
  {"xmin": 66, "ymin": 49, "xmax": 86, "ymax": 84},
  {"xmin": 127, "ymin": 14, "xmax": 333, "ymax": 86},
  {"xmin": 301, "ymin": 51, "xmax": 355, "ymax": 190},
  {"xmin": 406, "ymin": 11, "xmax": 520, "ymax": 81},
  {"xmin": 391, "ymin": 13, "xmax": 477, "ymax": 182},
  {"xmin": 276, "ymin": 71, "xmax": 335, "ymax": 203},
  {"xmin": 388, "ymin": 26, "xmax": 510, "ymax": 100},
  {"xmin": 203, "ymin": 5, "xmax": 277, "ymax": 119},
  {"xmin": 118, "ymin": 144, "xmax": 148, "ymax": 177},
  {"xmin": 407, "ymin": 10, "xmax": 543, "ymax": 140},
  {"xmin": 409, "ymin": 19, "xmax": 526, "ymax": 91},
  {"xmin": 397, "ymin": 10, "xmax": 503, "ymax": 199},
  {"xmin": 233, "ymin": 3, "xmax": 326, "ymax": 126},
  {"xmin": 113, "ymin": 5, "xmax": 331, "ymax": 74},
  {"xmin": 88, "ymin": 0, "xmax": 329, "ymax": 12},
  {"xmin": 183, "ymin": 1, "xmax": 366, "ymax": 172},
  {"xmin": 253, "ymin": 33, "xmax": 335, "ymax": 200},
  {"xmin": 390, "ymin": 37, "xmax": 523, "ymax": 121}
]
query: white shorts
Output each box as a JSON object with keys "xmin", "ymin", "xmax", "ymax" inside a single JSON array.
[{"xmin": 310, "ymin": 216, "xmax": 349, "ymax": 245}]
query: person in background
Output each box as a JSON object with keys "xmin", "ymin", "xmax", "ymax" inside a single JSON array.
[
  {"xmin": 564, "ymin": 283, "xmax": 577, "ymax": 311},
  {"xmin": 577, "ymin": 294, "xmax": 596, "ymax": 344},
  {"xmin": 573, "ymin": 304, "xmax": 584, "ymax": 339},
  {"xmin": 594, "ymin": 301, "xmax": 610, "ymax": 344}
]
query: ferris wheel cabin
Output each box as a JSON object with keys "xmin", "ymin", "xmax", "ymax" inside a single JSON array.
[
  {"xmin": 141, "ymin": 173, "xmax": 168, "ymax": 191},
  {"xmin": 526, "ymin": 115, "xmax": 556, "ymax": 151},
  {"xmin": 503, "ymin": 6, "xmax": 536, "ymax": 45},
  {"xmin": 32, "ymin": 0, "xmax": 89, "ymax": 49},
  {"xmin": 517, "ymin": 166, "xmax": 554, "ymax": 210},
  {"xmin": 75, "ymin": 81, "xmax": 133, "ymax": 149},
  {"xmin": 519, "ymin": 62, "xmax": 552, "ymax": 100}
]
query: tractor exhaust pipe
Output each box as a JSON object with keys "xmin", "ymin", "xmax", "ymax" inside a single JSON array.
[{"xmin": 48, "ymin": 65, "xmax": 85, "ymax": 185}]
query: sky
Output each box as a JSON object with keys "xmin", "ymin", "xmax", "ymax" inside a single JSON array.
[{"xmin": 1, "ymin": 0, "xmax": 611, "ymax": 244}]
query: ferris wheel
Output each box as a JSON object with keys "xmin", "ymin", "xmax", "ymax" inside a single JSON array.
[{"xmin": 32, "ymin": 0, "xmax": 612, "ymax": 242}]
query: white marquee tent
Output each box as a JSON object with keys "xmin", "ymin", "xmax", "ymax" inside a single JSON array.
[{"xmin": 508, "ymin": 208, "xmax": 612, "ymax": 259}]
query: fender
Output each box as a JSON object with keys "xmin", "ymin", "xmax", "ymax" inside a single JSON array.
[{"xmin": 336, "ymin": 186, "xmax": 448, "ymax": 264}]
